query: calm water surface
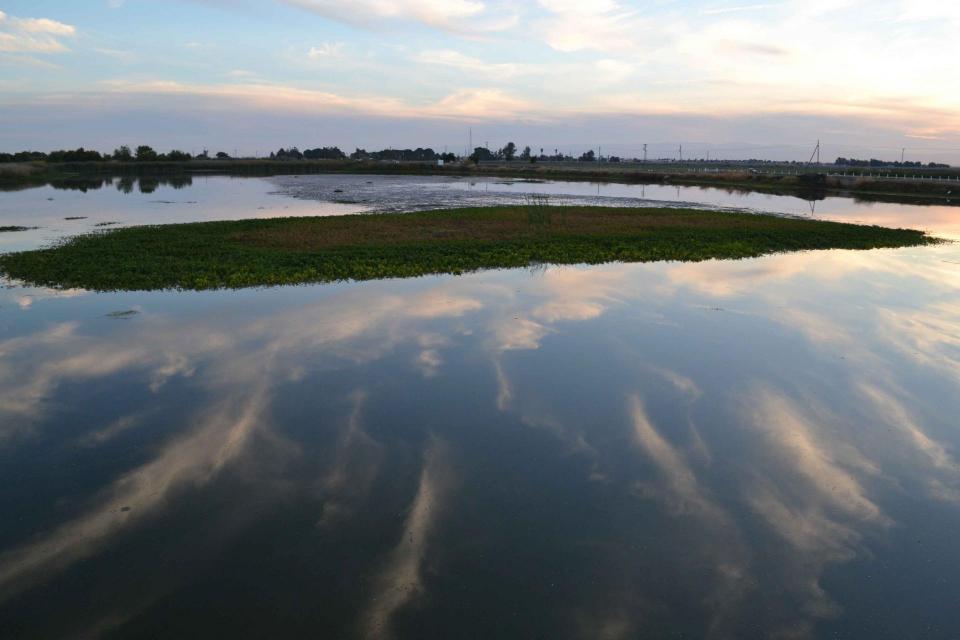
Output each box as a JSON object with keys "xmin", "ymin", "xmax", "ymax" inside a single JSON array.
[{"xmin": 1, "ymin": 176, "xmax": 959, "ymax": 638}]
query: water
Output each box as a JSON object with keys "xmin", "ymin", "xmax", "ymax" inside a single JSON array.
[{"xmin": 1, "ymin": 176, "xmax": 959, "ymax": 639}]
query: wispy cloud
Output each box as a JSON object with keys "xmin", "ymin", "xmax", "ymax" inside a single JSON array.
[
  {"xmin": 90, "ymin": 79, "xmax": 538, "ymax": 121},
  {"xmin": 535, "ymin": 0, "xmax": 650, "ymax": 53},
  {"xmin": 413, "ymin": 49, "xmax": 537, "ymax": 78},
  {"xmin": 702, "ymin": 3, "xmax": 778, "ymax": 16},
  {"xmin": 307, "ymin": 42, "xmax": 345, "ymax": 59},
  {"xmin": 0, "ymin": 53, "xmax": 64, "ymax": 69},
  {"xmin": 0, "ymin": 10, "xmax": 76, "ymax": 54},
  {"xmin": 281, "ymin": 0, "xmax": 518, "ymax": 34}
]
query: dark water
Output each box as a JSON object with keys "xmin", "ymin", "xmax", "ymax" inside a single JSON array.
[{"xmin": 1, "ymin": 177, "xmax": 959, "ymax": 639}]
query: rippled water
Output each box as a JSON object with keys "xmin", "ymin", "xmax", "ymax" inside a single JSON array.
[{"xmin": 1, "ymin": 176, "xmax": 959, "ymax": 638}]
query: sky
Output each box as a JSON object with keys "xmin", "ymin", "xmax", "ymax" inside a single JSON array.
[{"xmin": 1, "ymin": 0, "xmax": 959, "ymax": 163}]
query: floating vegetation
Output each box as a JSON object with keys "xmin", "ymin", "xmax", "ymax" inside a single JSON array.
[{"xmin": 0, "ymin": 206, "xmax": 938, "ymax": 292}]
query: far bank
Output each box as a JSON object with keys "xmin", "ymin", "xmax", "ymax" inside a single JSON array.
[{"xmin": 2, "ymin": 159, "xmax": 959, "ymax": 205}]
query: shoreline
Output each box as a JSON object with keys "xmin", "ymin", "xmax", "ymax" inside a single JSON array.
[{"xmin": 2, "ymin": 159, "xmax": 959, "ymax": 206}]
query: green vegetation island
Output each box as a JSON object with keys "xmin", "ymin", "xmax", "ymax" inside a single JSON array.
[{"xmin": 0, "ymin": 206, "xmax": 937, "ymax": 291}]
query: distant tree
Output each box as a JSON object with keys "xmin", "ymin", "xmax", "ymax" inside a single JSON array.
[
  {"xmin": 262, "ymin": 146, "xmax": 459, "ymax": 163},
  {"xmin": 303, "ymin": 146, "xmax": 347, "ymax": 160},
  {"xmin": 196, "ymin": 149, "xmax": 210, "ymax": 160},
  {"xmin": 216, "ymin": 151, "xmax": 231, "ymax": 159},
  {"xmin": 836, "ymin": 156, "xmax": 931, "ymax": 169},
  {"xmin": 409, "ymin": 147, "xmax": 438, "ymax": 161},
  {"xmin": 501, "ymin": 142, "xmax": 517, "ymax": 161},
  {"xmin": 363, "ymin": 147, "xmax": 440, "ymax": 162},
  {"xmin": 6, "ymin": 151, "xmax": 47, "ymax": 162},
  {"xmin": 520, "ymin": 146, "xmax": 531, "ymax": 161},
  {"xmin": 469, "ymin": 147, "xmax": 495, "ymax": 163},
  {"xmin": 47, "ymin": 148, "xmax": 103, "ymax": 162},
  {"xmin": 273, "ymin": 147, "xmax": 304, "ymax": 160},
  {"xmin": 135, "ymin": 145, "xmax": 158, "ymax": 161},
  {"xmin": 164, "ymin": 150, "xmax": 192, "ymax": 162},
  {"xmin": 113, "ymin": 145, "xmax": 133, "ymax": 162},
  {"xmin": 579, "ymin": 149, "xmax": 596, "ymax": 162}
]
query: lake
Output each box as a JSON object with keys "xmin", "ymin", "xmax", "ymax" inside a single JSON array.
[{"xmin": 1, "ymin": 175, "xmax": 959, "ymax": 639}]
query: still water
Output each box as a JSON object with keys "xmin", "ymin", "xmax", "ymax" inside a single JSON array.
[{"xmin": 1, "ymin": 176, "xmax": 959, "ymax": 638}]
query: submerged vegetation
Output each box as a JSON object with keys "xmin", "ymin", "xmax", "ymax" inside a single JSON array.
[{"xmin": 0, "ymin": 206, "xmax": 936, "ymax": 291}]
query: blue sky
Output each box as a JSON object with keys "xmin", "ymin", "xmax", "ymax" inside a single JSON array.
[{"xmin": 1, "ymin": 0, "xmax": 959, "ymax": 162}]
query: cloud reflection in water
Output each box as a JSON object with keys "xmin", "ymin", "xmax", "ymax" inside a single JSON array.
[{"xmin": 0, "ymin": 238, "xmax": 959, "ymax": 637}]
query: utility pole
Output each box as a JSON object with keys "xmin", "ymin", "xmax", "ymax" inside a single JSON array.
[
  {"xmin": 808, "ymin": 139, "xmax": 821, "ymax": 165},
  {"xmin": 468, "ymin": 128, "xmax": 472, "ymax": 157},
  {"xmin": 901, "ymin": 147, "xmax": 905, "ymax": 163},
  {"xmin": 598, "ymin": 145, "xmax": 602, "ymax": 162},
  {"xmin": 643, "ymin": 143, "xmax": 648, "ymax": 163},
  {"xmin": 679, "ymin": 144, "xmax": 683, "ymax": 162}
]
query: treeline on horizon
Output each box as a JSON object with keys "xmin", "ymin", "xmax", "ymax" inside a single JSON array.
[
  {"xmin": 0, "ymin": 144, "xmax": 464, "ymax": 164},
  {"xmin": 0, "ymin": 144, "xmax": 952, "ymax": 169},
  {"xmin": 271, "ymin": 146, "xmax": 461, "ymax": 162},
  {"xmin": 2, "ymin": 145, "xmax": 198, "ymax": 164},
  {"xmin": 834, "ymin": 157, "xmax": 950, "ymax": 169}
]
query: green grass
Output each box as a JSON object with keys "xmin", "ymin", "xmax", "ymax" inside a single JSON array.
[{"xmin": 0, "ymin": 206, "xmax": 937, "ymax": 291}]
